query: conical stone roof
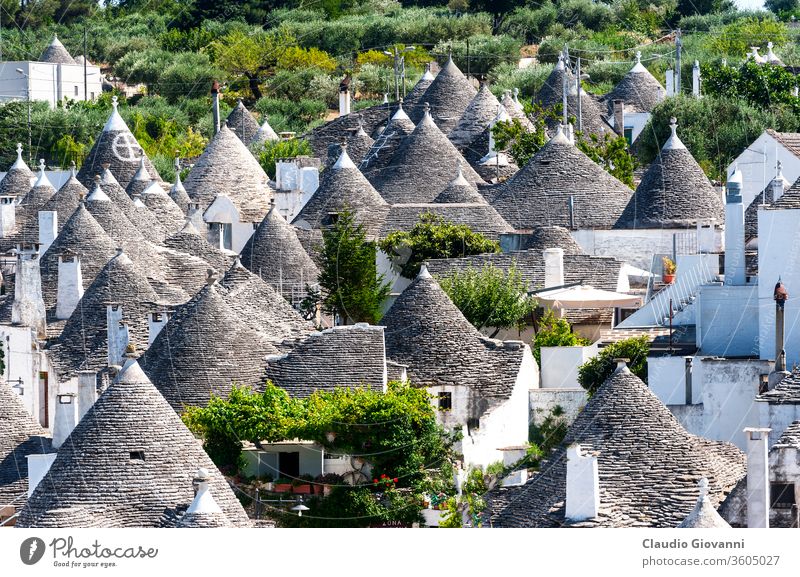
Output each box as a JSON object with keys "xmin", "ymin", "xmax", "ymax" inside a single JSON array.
[
  {"xmin": 374, "ymin": 104, "xmax": 484, "ymax": 204},
  {"xmin": 538, "ymin": 57, "xmax": 611, "ymax": 136},
  {"xmin": 404, "ymin": 65, "xmax": 435, "ymax": 108},
  {"xmin": 140, "ymin": 281, "xmax": 279, "ymax": 411},
  {"xmin": 39, "ymin": 203, "xmax": 120, "ymax": 318},
  {"xmin": 410, "ymin": 56, "xmax": 477, "ymax": 134},
  {"xmin": 169, "ymin": 170, "xmax": 191, "ymax": 214},
  {"xmin": 615, "ymin": 118, "xmax": 723, "ymax": 229},
  {"xmin": 294, "ymin": 144, "xmax": 389, "ymax": 238},
  {"xmin": 0, "ymin": 143, "xmax": 34, "ymax": 198},
  {"xmin": 76, "ymin": 96, "xmax": 161, "ymax": 189},
  {"xmin": 163, "ymin": 221, "xmax": 233, "ymax": 273},
  {"xmin": 39, "ymin": 34, "xmax": 76, "ymax": 65},
  {"xmin": 141, "ymin": 181, "xmax": 185, "ymax": 235},
  {"xmin": 486, "ymin": 363, "xmax": 746, "ymax": 527},
  {"xmin": 14, "ymin": 161, "xmax": 56, "ymax": 244},
  {"xmin": 536, "ymin": 56, "xmax": 572, "ymax": 111},
  {"xmin": 359, "ymin": 100, "xmax": 416, "ymax": 180},
  {"xmin": 520, "ymin": 226, "xmax": 585, "ymax": 254},
  {"xmin": 250, "ymin": 117, "xmax": 279, "ymax": 146},
  {"xmin": 380, "ymin": 266, "xmax": 525, "ymax": 398},
  {"xmin": 501, "ymin": 89, "xmax": 534, "ymax": 130},
  {"xmin": 433, "ymin": 160, "xmax": 486, "ymax": 204},
  {"xmin": 448, "ymin": 84, "xmax": 501, "ymax": 149},
  {"xmin": 177, "ymin": 470, "xmax": 232, "ymax": 528},
  {"xmin": 677, "ymin": 478, "xmax": 731, "ymax": 528},
  {"xmin": 125, "ymin": 156, "xmax": 152, "ymax": 199},
  {"xmin": 48, "ymin": 250, "xmax": 163, "ymax": 379},
  {"xmin": 100, "ymin": 167, "xmax": 167, "ymax": 243},
  {"xmin": 492, "ymin": 126, "xmax": 633, "ymax": 230},
  {"xmin": 226, "ymin": 100, "xmax": 260, "ymax": 144},
  {"xmin": 605, "ymin": 52, "xmax": 666, "ymax": 114},
  {"xmin": 0, "ymin": 382, "xmax": 52, "ymax": 508},
  {"xmin": 240, "ymin": 206, "xmax": 320, "ymax": 301},
  {"xmin": 326, "ymin": 122, "xmax": 374, "ymax": 167},
  {"xmin": 183, "ymin": 124, "xmax": 271, "ymax": 220},
  {"xmin": 16, "ymin": 362, "xmax": 250, "ymax": 528},
  {"xmin": 40, "ymin": 168, "xmax": 87, "ymax": 231}
]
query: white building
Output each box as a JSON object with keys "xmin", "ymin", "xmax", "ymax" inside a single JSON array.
[
  {"xmin": 0, "ymin": 35, "xmax": 103, "ymax": 108},
  {"xmin": 728, "ymin": 130, "xmax": 800, "ymax": 209}
]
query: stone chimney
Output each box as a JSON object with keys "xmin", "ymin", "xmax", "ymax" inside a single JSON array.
[
  {"xmin": 38, "ymin": 210, "xmax": 57, "ymax": 254},
  {"xmin": 565, "ymin": 444, "xmax": 600, "ymax": 522},
  {"xmin": 692, "ymin": 60, "xmax": 701, "ymax": 97},
  {"xmin": 724, "ymin": 165, "xmax": 745, "ymax": 285},
  {"xmin": 612, "ymin": 99, "xmax": 624, "ymax": 137},
  {"xmin": 338, "ymin": 75, "xmax": 351, "ymax": 117},
  {"xmin": 27, "ymin": 453, "xmax": 56, "ymax": 496},
  {"xmin": 77, "ymin": 371, "xmax": 97, "ymax": 420},
  {"xmin": 11, "ymin": 245, "xmax": 46, "ymax": 338},
  {"xmin": 0, "ymin": 195, "xmax": 16, "ymax": 238},
  {"xmin": 543, "ymin": 248, "xmax": 564, "ymax": 288},
  {"xmin": 106, "ymin": 303, "xmax": 129, "ymax": 368},
  {"xmin": 52, "ymin": 392, "xmax": 78, "ymax": 449},
  {"xmin": 148, "ymin": 310, "xmax": 169, "ymax": 345},
  {"xmin": 187, "ymin": 201, "xmax": 205, "ymax": 231},
  {"xmin": 56, "ymin": 250, "xmax": 83, "ymax": 320},
  {"xmin": 744, "ymin": 427, "xmax": 771, "ymax": 528}
]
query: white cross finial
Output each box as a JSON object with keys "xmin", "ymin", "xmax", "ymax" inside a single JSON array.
[
  {"xmin": 636, "ymin": 51, "xmax": 642, "ymax": 64},
  {"xmin": 669, "ymin": 116, "xmax": 678, "ymax": 136},
  {"xmin": 16, "ymin": 143, "xmax": 23, "ymax": 158},
  {"xmin": 456, "ymin": 158, "xmax": 463, "ymax": 178},
  {"xmin": 38, "ymin": 159, "xmax": 45, "ymax": 173},
  {"xmin": 111, "ymin": 95, "xmax": 118, "ymax": 109},
  {"xmin": 778, "ymin": 160, "xmax": 783, "ymax": 172},
  {"xmin": 70, "ymin": 161, "xmax": 76, "ymax": 177},
  {"xmin": 698, "ymin": 478, "xmax": 709, "ymax": 498}
]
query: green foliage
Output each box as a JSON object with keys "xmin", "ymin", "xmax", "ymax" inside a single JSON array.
[
  {"xmin": 577, "ymin": 336, "xmax": 650, "ymax": 396},
  {"xmin": 318, "ymin": 209, "xmax": 391, "ymax": 324},
  {"xmin": 491, "ymin": 117, "xmax": 548, "ymax": 167},
  {"xmin": 254, "ymin": 97, "xmax": 328, "ymax": 133},
  {"xmin": 277, "ymin": 46, "xmax": 338, "ymax": 73},
  {"xmin": 254, "ymin": 138, "xmax": 312, "ymax": 179},
  {"xmin": 710, "ymin": 16, "xmax": 786, "ymax": 56},
  {"xmin": 498, "ymin": 5, "xmax": 558, "ymax": 44},
  {"xmin": 432, "ymin": 34, "xmax": 522, "ymax": 76},
  {"xmin": 158, "ymin": 53, "xmax": 221, "ymax": 104},
  {"xmin": 379, "ymin": 212, "xmax": 500, "ymax": 279},
  {"xmin": 529, "ymin": 405, "xmax": 568, "ymax": 458},
  {"xmin": 437, "ymin": 264, "xmax": 536, "ymax": 336},
  {"xmin": 532, "ymin": 309, "xmax": 591, "ymax": 365},
  {"xmin": 702, "ymin": 60, "xmax": 800, "ymax": 111},
  {"xmin": 677, "ymin": 0, "xmax": 735, "ymax": 17},
  {"xmin": 634, "ymin": 94, "xmax": 800, "ymax": 181},
  {"xmin": 576, "ymin": 132, "xmax": 637, "ymax": 188},
  {"xmin": 765, "ymin": 0, "xmax": 799, "ymax": 13}
]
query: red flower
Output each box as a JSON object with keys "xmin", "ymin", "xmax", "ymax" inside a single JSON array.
[
  {"xmin": 373, "ymin": 478, "xmax": 378, "ymax": 483},
  {"xmin": 393, "ymin": 478, "xmax": 399, "ymax": 483}
]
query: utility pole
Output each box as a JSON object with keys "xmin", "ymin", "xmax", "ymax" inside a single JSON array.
[
  {"xmin": 675, "ymin": 29, "xmax": 682, "ymax": 95},
  {"xmin": 561, "ymin": 46, "xmax": 568, "ymax": 127},
  {"xmin": 466, "ymin": 38, "xmax": 470, "ymax": 80},
  {"xmin": 83, "ymin": 24, "xmax": 88, "ymax": 101},
  {"xmin": 576, "ymin": 57, "xmax": 582, "ymax": 133}
]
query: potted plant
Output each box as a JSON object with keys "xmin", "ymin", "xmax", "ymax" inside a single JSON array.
[
  {"xmin": 273, "ymin": 478, "xmax": 292, "ymax": 493},
  {"xmin": 315, "ymin": 473, "xmax": 342, "ymax": 496},
  {"xmin": 662, "ymin": 256, "xmax": 676, "ymax": 284},
  {"xmin": 293, "ymin": 474, "xmax": 314, "ymax": 494}
]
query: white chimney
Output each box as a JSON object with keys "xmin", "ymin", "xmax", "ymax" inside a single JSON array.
[
  {"xmin": 37, "ymin": 210, "xmax": 57, "ymax": 254},
  {"xmin": 148, "ymin": 310, "xmax": 169, "ymax": 345},
  {"xmin": 52, "ymin": 392, "xmax": 78, "ymax": 449},
  {"xmin": 11, "ymin": 245, "xmax": 46, "ymax": 337},
  {"xmin": 187, "ymin": 201, "xmax": 205, "ymax": 231},
  {"xmin": 338, "ymin": 84, "xmax": 351, "ymax": 117},
  {"xmin": 565, "ymin": 444, "xmax": 600, "ymax": 522},
  {"xmin": 77, "ymin": 371, "xmax": 97, "ymax": 420},
  {"xmin": 56, "ymin": 251, "xmax": 84, "ymax": 320},
  {"xmin": 744, "ymin": 427, "xmax": 771, "ymax": 528},
  {"xmin": 665, "ymin": 69, "xmax": 674, "ymax": 96},
  {"xmin": 543, "ymin": 248, "xmax": 564, "ymax": 288},
  {"xmin": 692, "ymin": 60, "xmax": 701, "ymax": 97},
  {"xmin": 27, "ymin": 453, "xmax": 57, "ymax": 497},
  {"xmin": 106, "ymin": 304, "xmax": 129, "ymax": 368},
  {"xmin": 771, "ymin": 161, "xmax": 787, "ymax": 202},
  {"xmin": 724, "ymin": 165, "xmax": 745, "ymax": 285},
  {"xmin": 0, "ymin": 195, "xmax": 17, "ymax": 237},
  {"xmin": 189, "ymin": 468, "xmax": 222, "ymax": 514}
]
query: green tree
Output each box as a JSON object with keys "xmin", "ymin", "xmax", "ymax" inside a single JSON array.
[
  {"xmin": 532, "ymin": 309, "xmax": 591, "ymax": 365},
  {"xmin": 254, "ymin": 138, "xmax": 312, "ymax": 179},
  {"xmin": 379, "ymin": 212, "xmax": 500, "ymax": 279},
  {"xmin": 437, "ymin": 263, "xmax": 536, "ymax": 337},
  {"xmin": 765, "ymin": 0, "xmax": 799, "ymax": 13},
  {"xmin": 318, "ymin": 209, "xmax": 391, "ymax": 324},
  {"xmin": 577, "ymin": 335, "xmax": 650, "ymax": 396},
  {"xmin": 576, "ymin": 132, "xmax": 637, "ymax": 188},
  {"xmin": 710, "ymin": 17, "xmax": 787, "ymax": 57}
]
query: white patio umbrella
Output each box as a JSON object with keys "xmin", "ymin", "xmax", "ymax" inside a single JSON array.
[{"xmin": 535, "ymin": 285, "xmax": 643, "ymax": 309}]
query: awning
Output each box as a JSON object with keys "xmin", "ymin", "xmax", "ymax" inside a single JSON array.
[{"xmin": 536, "ymin": 285, "xmax": 643, "ymax": 309}]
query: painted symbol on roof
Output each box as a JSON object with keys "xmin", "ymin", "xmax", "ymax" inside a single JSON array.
[{"xmin": 112, "ymin": 133, "xmax": 140, "ymax": 163}]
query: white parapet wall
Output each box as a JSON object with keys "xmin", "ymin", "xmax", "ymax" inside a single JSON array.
[
  {"xmin": 696, "ymin": 284, "xmax": 759, "ymax": 357},
  {"xmin": 540, "ymin": 344, "xmax": 598, "ymax": 389}
]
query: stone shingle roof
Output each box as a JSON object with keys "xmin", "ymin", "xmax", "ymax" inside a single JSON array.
[
  {"xmin": 486, "ymin": 364, "xmax": 746, "ymax": 527},
  {"xmin": 8, "ymin": 165, "xmax": 56, "ymax": 246},
  {"xmin": 491, "ymin": 127, "xmax": 632, "ymax": 230},
  {"xmin": 359, "ymin": 101, "xmax": 416, "ymax": 180},
  {"xmin": 774, "ymin": 420, "xmax": 800, "ymax": 448},
  {"xmin": 380, "ymin": 203, "xmax": 512, "ymax": 241},
  {"xmin": 240, "ymin": 206, "xmax": 320, "ymax": 301},
  {"xmin": 615, "ymin": 119, "xmax": 723, "ymax": 229},
  {"xmin": 0, "ymin": 382, "xmax": 52, "ymax": 508},
  {"xmin": 0, "ymin": 144, "xmax": 34, "ymax": 198},
  {"xmin": 765, "ymin": 171, "xmax": 800, "ymax": 210},
  {"xmin": 604, "ymin": 55, "xmax": 666, "ymax": 114},
  {"xmin": 39, "ymin": 34, "xmax": 76, "ymax": 65},
  {"xmin": 125, "ymin": 157, "xmax": 152, "ymax": 199},
  {"xmin": 100, "ymin": 167, "xmax": 167, "ymax": 243},
  {"xmin": 306, "ymin": 103, "xmax": 396, "ymax": 163},
  {"xmin": 226, "ymin": 100, "xmax": 260, "ymax": 144},
  {"xmin": 326, "ymin": 123, "xmax": 374, "ymax": 167},
  {"xmin": 501, "ymin": 90, "xmax": 534, "ymax": 130},
  {"xmin": 404, "ymin": 67, "xmax": 434, "ymax": 108},
  {"xmin": 448, "ymin": 84, "xmax": 501, "ymax": 149},
  {"xmin": 677, "ymin": 479, "xmax": 731, "ymax": 528},
  {"xmin": 536, "ymin": 57, "xmax": 572, "ymax": 111},
  {"xmin": 41, "ymin": 172, "xmax": 87, "ymax": 231},
  {"xmin": 433, "ymin": 161, "xmax": 487, "ymax": 204},
  {"xmin": 410, "ymin": 56, "xmax": 477, "ymax": 135},
  {"xmin": 745, "ymin": 187, "xmax": 774, "ymax": 240},
  {"xmin": 169, "ymin": 172, "xmax": 191, "ymax": 214},
  {"xmin": 372, "ymin": 105, "xmax": 484, "ymax": 204},
  {"xmin": 163, "ymin": 221, "xmax": 233, "ymax": 274},
  {"xmin": 756, "ymin": 367, "xmax": 800, "ymax": 404},
  {"xmin": 141, "ymin": 181, "xmax": 185, "ymax": 235},
  {"xmin": 766, "ymin": 129, "xmax": 800, "ymax": 158},
  {"xmin": 39, "ymin": 203, "xmax": 120, "ymax": 319},
  {"xmin": 183, "ymin": 125, "xmax": 271, "ymax": 222},
  {"xmin": 47, "ymin": 250, "xmax": 164, "ymax": 380},
  {"xmin": 518, "ymin": 225, "xmax": 586, "ymax": 254},
  {"xmin": 16, "ymin": 362, "xmax": 250, "ymax": 528},
  {"xmin": 293, "ymin": 145, "xmax": 389, "ymax": 239},
  {"xmin": 76, "ymin": 97, "xmax": 161, "ymax": 189},
  {"xmin": 139, "ymin": 280, "xmax": 279, "ymax": 411},
  {"xmin": 263, "ymin": 324, "xmax": 386, "ymax": 398},
  {"xmin": 537, "ymin": 58, "xmax": 612, "ymax": 136},
  {"xmin": 251, "ymin": 118, "xmax": 279, "ymax": 146},
  {"xmin": 380, "ymin": 267, "xmax": 525, "ymax": 400}
]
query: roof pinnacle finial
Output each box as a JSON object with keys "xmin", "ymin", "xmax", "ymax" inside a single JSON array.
[
  {"xmin": 698, "ymin": 477, "xmax": 709, "ymax": 499},
  {"xmin": 111, "ymin": 95, "xmax": 118, "ymax": 110},
  {"xmin": 456, "ymin": 158, "xmax": 463, "ymax": 179},
  {"xmin": 16, "ymin": 142, "xmax": 23, "ymax": 159},
  {"xmin": 206, "ymin": 269, "xmax": 217, "ymax": 286},
  {"xmin": 636, "ymin": 51, "xmax": 642, "ymax": 64},
  {"xmin": 777, "ymin": 160, "xmax": 783, "ymax": 175},
  {"xmin": 669, "ymin": 116, "xmax": 678, "ymax": 136},
  {"xmin": 423, "ymin": 101, "xmax": 431, "ymax": 117},
  {"xmin": 70, "ymin": 160, "xmax": 76, "ymax": 177},
  {"xmin": 38, "ymin": 159, "xmax": 45, "ymax": 173}
]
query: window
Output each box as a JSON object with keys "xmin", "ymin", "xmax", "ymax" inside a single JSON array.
[
  {"xmin": 222, "ymin": 223, "xmax": 233, "ymax": 251},
  {"xmin": 759, "ymin": 374, "xmax": 769, "ymax": 396},
  {"xmin": 467, "ymin": 417, "xmax": 479, "ymax": 431},
  {"xmin": 771, "ymin": 483, "xmax": 796, "ymax": 509},
  {"xmin": 624, "ymin": 127, "xmax": 634, "ymax": 146},
  {"xmin": 438, "ymin": 392, "xmax": 452, "ymax": 411},
  {"xmin": 74, "ymin": 86, "xmax": 79, "ymax": 96},
  {"xmin": 90, "ymin": 92, "xmax": 95, "ymax": 99},
  {"xmin": 130, "ymin": 451, "xmax": 146, "ymax": 461}
]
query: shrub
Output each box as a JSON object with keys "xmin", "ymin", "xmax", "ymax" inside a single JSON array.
[
  {"xmin": 433, "ymin": 34, "xmax": 522, "ymax": 76},
  {"xmin": 254, "ymin": 138, "xmax": 313, "ymax": 179},
  {"xmin": 498, "ymin": 5, "xmax": 559, "ymax": 44},
  {"xmin": 254, "ymin": 97, "xmax": 328, "ymax": 133},
  {"xmin": 158, "ymin": 53, "xmax": 221, "ymax": 103},
  {"xmin": 532, "ymin": 309, "xmax": 591, "ymax": 365},
  {"xmin": 577, "ymin": 336, "xmax": 650, "ymax": 396}
]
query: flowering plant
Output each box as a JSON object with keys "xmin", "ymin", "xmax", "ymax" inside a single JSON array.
[{"xmin": 372, "ymin": 473, "xmax": 399, "ymax": 490}]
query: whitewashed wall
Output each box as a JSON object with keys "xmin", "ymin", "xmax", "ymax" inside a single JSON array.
[
  {"xmin": 540, "ymin": 344, "xmax": 597, "ymax": 389},
  {"xmin": 728, "ymin": 131, "xmax": 800, "ymax": 209},
  {"xmin": 758, "ymin": 402, "xmax": 800, "ymax": 450},
  {"xmin": 529, "ymin": 388, "xmax": 586, "ymax": 427},
  {"xmin": 203, "ymin": 194, "xmax": 257, "ymax": 253},
  {"xmin": 696, "ymin": 284, "xmax": 760, "ymax": 357}
]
